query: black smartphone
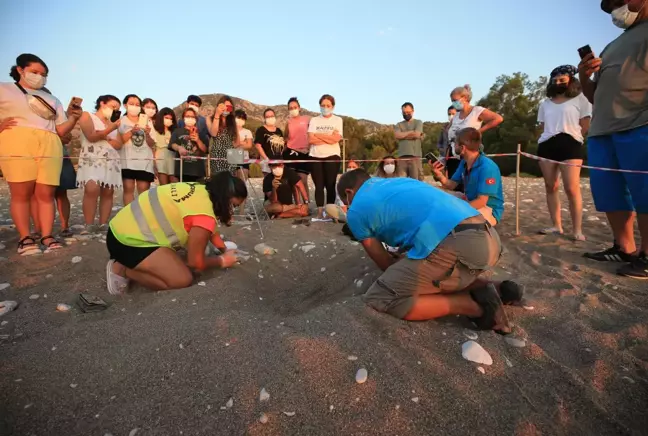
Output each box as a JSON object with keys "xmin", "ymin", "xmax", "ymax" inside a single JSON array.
[
  {"xmin": 110, "ymin": 110, "xmax": 121, "ymax": 123},
  {"xmin": 578, "ymin": 45, "xmax": 593, "ymax": 59},
  {"xmin": 425, "ymin": 151, "xmax": 444, "ymax": 166}
]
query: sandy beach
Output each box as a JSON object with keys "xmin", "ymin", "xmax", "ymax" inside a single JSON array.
[{"xmin": 0, "ymin": 177, "xmax": 647, "ymax": 436}]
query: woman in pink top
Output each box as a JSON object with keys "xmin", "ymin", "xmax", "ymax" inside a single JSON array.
[{"xmin": 283, "ymin": 97, "xmax": 311, "ymax": 202}]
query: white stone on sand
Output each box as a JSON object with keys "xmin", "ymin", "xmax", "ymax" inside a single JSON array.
[
  {"xmin": 29, "ymin": 294, "xmax": 39, "ymax": 300},
  {"xmin": 463, "ymin": 329, "xmax": 478, "ymax": 340},
  {"xmin": 300, "ymin": 244, "xmax": 316, "ymax": 253},
  {"xmin": 461, "ymin": 341, "xmax": 493, "ymax": 365},
  {"xmin": 0, "ymin": 283, "xmax": 10, "ymax": 291},
  {"xmin": 71, "ymin": 256, "xmax": 82, "ymax": 264},
  {"xmin": 259, "ymin": 388, "xmax": 270, "ymax": 402},
  {"xmin": 504, "ymin": 336, "xmax": 527, "ymax": 348},
  {"xmin": 355, "ymin": 368, "xmax": 368, "ymax": 384}
]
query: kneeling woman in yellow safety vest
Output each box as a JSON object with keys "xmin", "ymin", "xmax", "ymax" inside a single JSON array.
[{"xmin": 105, "ymin": 171, "xmax": 248, "ymax": 293}]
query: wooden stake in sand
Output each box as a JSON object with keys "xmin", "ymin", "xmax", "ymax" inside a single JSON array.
[{"xmin": 515, "ymin": 143, "xmax": 521, "ymax": 236}]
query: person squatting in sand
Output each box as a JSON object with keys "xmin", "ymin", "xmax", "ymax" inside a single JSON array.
[
  {"xmin": 105, "ymin": 171, "xmax": 247, "ymax": 294},
  {"xmin": 430, "ymin": 128, "xmax": 504, "ymax": 226},
  {"xmin": 337, "ymin": 169, "xmax": 523, "ymax": 333},
  {"xmin": 263, "ymin": 162, "xmax": 310, "ymax": 219}
]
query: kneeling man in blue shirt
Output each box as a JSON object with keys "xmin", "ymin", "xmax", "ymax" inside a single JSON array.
[
  {"xmin": 431, "ymin": 128, "xmax": 504, "ymax": 226},
  {"xmin": 338, "ymin": 170, "xmax": 522, "ymax": 333}
]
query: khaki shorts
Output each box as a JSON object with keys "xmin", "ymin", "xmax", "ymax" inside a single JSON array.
[
  {"xmin": 0, "ymin": 126, "xmax": 62, "ymax": 185},
  {"xmin": 363, "ymin": 223, "xmax": 502, "ymax": 319}
]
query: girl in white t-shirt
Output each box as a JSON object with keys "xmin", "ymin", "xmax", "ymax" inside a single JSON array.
[
  {"xmin": 118, "ymin": 94, "xmax": 156, "ymax": 206},
  {"xmin": 0, "ymin": 54, "xmax": 81, "ymax": 255},
  {"xmin": 234, "ymin": 109, "xmax": 254, "ymax": 215},
  {"xmin": 308, "ymin": 94, "xmax": 343, "ymax": 219},
  {"xmin": 536, "ymin": 65, "xmax": 592, "ymax": 241}
]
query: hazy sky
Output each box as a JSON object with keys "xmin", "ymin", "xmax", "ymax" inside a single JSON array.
[{"xmin": 0, "ymin": 0, "xmax": 620, "ymax": 124}]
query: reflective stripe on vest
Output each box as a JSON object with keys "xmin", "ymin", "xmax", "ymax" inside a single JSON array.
[{"xmin": 130, "ymin": 188, "xmax": 180, "ymax": 246}]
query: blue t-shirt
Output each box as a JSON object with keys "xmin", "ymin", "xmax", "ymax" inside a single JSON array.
[
  {"xmin": 347, "ymin": 178, "xmax": 479, "ymax": 260},
  {"xmin": 451, "ymin": 153, "xmax": 504, "ymax": 223}
]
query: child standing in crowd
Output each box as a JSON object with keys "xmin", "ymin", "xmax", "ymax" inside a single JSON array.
[
  {"xmin": 208, "ymin": 95, "xmax": 238, "ymax": 175},
  {"xmin": 283, "ymin": 97, "xmax": 312, "ymax": 200},
  {"xmin": 0, "ymin": 53, "xmax": 81, "ymax": 255},
  {"xmin": 255, "ymin": 108, "xmax": 285, "ymax": 176},
  {"xmin": 119, "ymin": 94, "xmax": 156, "ymax": 206},
  {"xmin": 55, "ymin": 132, "xmax": 77, "ymax": 238},
  {"xmin": 309, "ymin": 94, "xmax": 343, "ymax": 220},
  {"xmin": 153, "ymin": 108, "xmax": 177, "ymax": 185},
  {"xmin": 234, "ymin": 109, "xmax": 253, "ymax": 215},
  {"xmin": 168, "ymin": 107, "xmax": 208, "ymax": 182},
  {"xmin": 77, "ymin": 94, "xmax": 123, "ymax": 237}
]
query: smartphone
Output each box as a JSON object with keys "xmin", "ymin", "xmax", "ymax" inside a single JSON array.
[
  {"xmin": 69, "ymin": 96, "xmax": 83, "ymax": 108},
  {"xmin": 425, "ymin": 152, "xmax": 444, "ymax": 166},
  {"xmin": 578, "ymin": 45, "xmax": 593, "ymax": 59},
  {"xmin": 110, "ymin": 109, "xmax": 121, "ymax": 123},
  {"xmin": 138, "ymin": 113, "xmax": 149, "ymax": 127}
]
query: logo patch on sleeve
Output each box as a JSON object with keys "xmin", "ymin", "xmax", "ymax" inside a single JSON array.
[{"xmin": 486, "ymin": 178, "xmax": 496, "ymax": 185}]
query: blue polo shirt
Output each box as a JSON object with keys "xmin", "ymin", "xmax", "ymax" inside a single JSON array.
[
  {"xmin": 347, "ymin": 178, "xmax": 479, "ymax": 260},
  {"xmin": 451, "ymin": 153, "xmax": 504, "ymax": 222}
]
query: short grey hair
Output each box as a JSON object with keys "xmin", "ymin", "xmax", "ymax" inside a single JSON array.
[{"xmin": 450, "ymin": 84, "xmax": 473, "ymax": 102}]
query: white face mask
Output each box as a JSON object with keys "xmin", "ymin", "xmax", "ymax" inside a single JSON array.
[
  {"xmin": 101, "ymin": 107, "xmax": 114, "ymax": 120},
  {"xmin": 188, "ymin": 104, "xmax": 200, "ymax": 114},
  {"xmin": 289, "ymin": 109, "xmax": 300, "ymax": 117},
  {"xmin": 184, "ymin": 117, "xmax": 197, "ymax": 127},
  {"xmin": 126, "ymin": 105, "xmax": 141, "ymax": 116},
  {"xmin": 272, "ymin": 166, "xmax": 284, "ymax": 177},
  {"xmin": 383, "ymin": 163, "xmax": 396, "ymax": 174},
  {"xmin": 265, "ymin": 117, "xmax": 276, "ymax": 126},
  {"xmin": 612, "ymin": 4, "xmax": 641, "ymax": 29},
  {"xmin": 144, "ymin": 107, "xmax": 156, "ymax": 118},
  {"xmin": 24, "ymin": 71, "xmax": 46, "ymax": 89},
  {"xmin": 163, "ymin": 118, "xmax": 173, "ymax": 127},
  {"xmin": 235, "ymin": 118, "xmax": 246, "ymax": 128},
  {"xmin": 448, "ymin": 114, "xmax": 455, "ymax": 122}
]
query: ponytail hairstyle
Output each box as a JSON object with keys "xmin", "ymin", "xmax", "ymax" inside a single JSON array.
[
  {"xmin": 94, "ymin": 94, "xmax": 120, "ymax": 110},
  {"xmin": 204, "ymin": 171, "xmax": 248, "ymax": 224},
  {"xmin": 450, "ymin": 84, "xmax": 473, "ymax": 102},
  {"xmin": 10, "ymin": 53, "xmax": 48, "ymax": 82}
]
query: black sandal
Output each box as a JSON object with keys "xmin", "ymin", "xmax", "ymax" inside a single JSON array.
[
  {"xmin": 469, "ymin": 283, "xmax": 512, "ymax": 335},
  {"xmin": 18, "ymin": 236, "xmax": 41, "ymax": 256},
  {"xmin": 40, "ymin": 235, "xmax": 63, "ymax": 251}
]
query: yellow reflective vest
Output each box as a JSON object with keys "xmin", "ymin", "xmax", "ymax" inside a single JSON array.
[{"xmin": 109, "ymin": 183, "xmax": 216, "ymax": 248}]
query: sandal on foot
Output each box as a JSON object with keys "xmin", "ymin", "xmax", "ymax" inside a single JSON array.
[
  {"xmin": 40, "ymin": 235, "xmax": 63, "ymax": 252},
  {"xmin": 17, "ymin": 236, "xmax": 42, "ymax": 256},
  {"xmin": 573, "ymin": 233, "xmax": 586, "ymax": 242},
  {"xmin": 469, "ymin": 283, "xmax": 512, "ymax": 335},
  {"xmin": 538, "ymin": 227, "xmax": 563, "ymax": 235},
  {"xmin": 59, "ymin": 228, "xmax": 74, "ymax": 239}
]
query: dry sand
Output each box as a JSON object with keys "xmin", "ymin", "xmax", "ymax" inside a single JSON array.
[{"xmin": 0, "ymin": 177, "xmax": 647, "ymax": 436}]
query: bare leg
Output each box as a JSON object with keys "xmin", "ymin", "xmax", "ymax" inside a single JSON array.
[
  {"xmin": 157, "ymin": 173, "xmax": 170, "ymax": 186},
  {"xmin": 122, "ymin": 179, "xmax": 135, "ymax": 206},
  {"xmin": 606, "ymin": 211, "xmax": 636, "ymax": 254},
  {"xmin": 236, "ymin": 168, "xmax": 247, "ymax": 215},
  {"xmin": 8, "ymin": 181, "xmax": 36, "ymax": 239},
  {"xmin": 82, "ymin": 180, "xmax": 100, "ymax": 225},
  {"xmin": 136, "ymin": 180, "xmax": 151, "ymax": 196},
  {"xmin": 539, "ymin": 161, "xmax": 562, "ymax": 231},
  {"xmin": 169, "ymin": 175, "xmax": 179, "ymax": 184},
  {"xmin": 55, "ymin": 190, "xmax": 71, "ymax": 230},
  {"xmin": 638, "ymin": 214, "xmax": 648, "ymax": 254},
  {"xmin": 112, "ymin": 247, "xmax": 193, "ymax": 291},
  {"xmin": 98, "ymin": 186, "xmax": 115, "ymax": 225},
  {"xmin": 34, "ymin": 183, "xmax": 56, "ymax": 237},
  {"xmin": 561, "ymin": 160, "xmax": 583, "ymax": 237},
  {"xmin": 403, "ymin": 292, "xmax": 482, "ymax": 321},
  {"xmin": 30, "ymin": 194, "xmax": 40, "ymax": 234}
]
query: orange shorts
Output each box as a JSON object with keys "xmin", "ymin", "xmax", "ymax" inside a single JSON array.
[{"xmin": 0, "ymin": 126, "xmax": 63, "ymax": 185}]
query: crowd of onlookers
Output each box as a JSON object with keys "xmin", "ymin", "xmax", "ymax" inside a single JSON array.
[{"xmin": 0, "ymin": 0, "xmax": 646, "ymax": 279}]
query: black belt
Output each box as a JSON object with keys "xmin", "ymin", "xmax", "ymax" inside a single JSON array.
[{"xmin": 453, "ymin": 221, "xmax": 490, "ymax": 234}]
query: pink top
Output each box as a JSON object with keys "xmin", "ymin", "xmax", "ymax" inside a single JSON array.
[
  {"xmin": 286, "ymin": 115, "xmax": 311, "ymax": 153},
  {"xmin": 183, "ymin": 215, "xmax": 217, "ymax": 234}
]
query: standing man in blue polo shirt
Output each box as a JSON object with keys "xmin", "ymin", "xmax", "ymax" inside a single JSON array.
[
  {"xmin": 337, "ymin": 170, "xmax": 522, "ymax": 333},
  {"xmin": 430, "ymin": 128, "xmax": 504, "ymax": 226}
]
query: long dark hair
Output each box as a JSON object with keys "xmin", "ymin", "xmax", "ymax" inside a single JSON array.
[
  {"xmin": 546, "ymin": 77, "xmax": 582, "ymax": 99},
  {"xmin": 204, "ymin": 171, "xmax": 248, "ymax": 224},
  {"xmin": 154, "ymin": 107, "xmax": 177, "ymax": 135},
  {"xmin": 94, "ymin": 94, "xmax": 120, "ymax": 110},
  {"xmin": 10, "ymin": 53, "xmax": 48, "ymax": 81},
  {"xmin": 142, "ymin": 97, "xmax": 158, "ymax": 112},
  {"xmin": 213, "ymin": 95, "xmax": 238, "ymax": 138}
]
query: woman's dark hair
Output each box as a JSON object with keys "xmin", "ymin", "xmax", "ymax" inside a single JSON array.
[
  {"xmin": 187, "ymin": 95, "xmax": 202, "ymax": 106},
  {"xmin": 263, "ymin": 108, "xmax": 275, "ymax": 119},
  {"xmin": 287, "ymin": 97, "xmax": 300, "ymax": 107},
  {"xmin": 376, "ymin": 155, "xmax": 398, "ymax": 177},
  {"xmin": 319, "ymin": 94, "xmax": 336, "ymax": 106},
  {"xmin": 10, "ymin": 53, "xmax": 48, "ymax": 82},
  {"xmin": 447, "ymin": 105, "xmax": 456, "ymax": 113},
  {"xmin": 205, "ymin": 171, "xmax": 248, "ymax": 224},
  {"xmin": 142, "ymin": 98, "xmax": 158, "ymax": 111},
  {"xmin": 546, "ymin": 77, "xmax": 583, "ymax": 99},
  {"xmin": 123, "ymin": 94, "xmax": 142, "ymax": 107},
  {"xmin": 94, "ymin": 94, "xmax": 120, "ymax": 110},
  {"xmin": 182, "ymin": 107, "xmax": 198, "ymax": 118},
  {"xmin": 213, "ymin": 95, "xmax": 237, "ymax": 138},
  {"xmin": 234, "ymin": 109, "xmax": 247, "ymax": 120},
  {"xmin": 154, "ymin": 107, "xmax": 177, "ymax": 135}
]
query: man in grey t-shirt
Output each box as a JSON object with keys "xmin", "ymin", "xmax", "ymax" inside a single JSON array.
[
  {"xmin": 394, "ymin": 102, "xmax": 424, "ymax": 180},
  {"xmin": 579, "ymin": 0, "xmax": 648, "ymax": 279}
]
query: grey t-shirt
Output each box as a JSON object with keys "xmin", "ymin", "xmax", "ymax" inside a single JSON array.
[
  {"xmin": 589, "ymin": 20, "xmax": 648, "ymax": 137},
  {"xmin": 395, "ymin": 119, "xmax": 423, "ymax": 157}
]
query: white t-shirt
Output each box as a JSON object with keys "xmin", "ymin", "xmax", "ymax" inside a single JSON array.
[
  {"xmin": 538, "ymin": 93, "xmax": 592, "ymax": 144},
  {"xmin": 239, "ymin": 127, "xmax": 252, "ymax": 159},
  {"xmin": 308, "ymin": 115, "xmax": 343, "ymax": 158},
  {"xmin": 447, "ymin": 106, "xmax": 485, "ymax": 144},
  {"xmin": 118, "ymin": 116, "xmax": 155, "ymax": 173},
  {"xmin": 0, "ymin": 82, "xmax": 67, "ymax": 133}
]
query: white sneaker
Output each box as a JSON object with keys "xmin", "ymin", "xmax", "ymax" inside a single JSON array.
[{"xmin": 106, "ymin": 260, "xmax": 129, "ymax": 295}]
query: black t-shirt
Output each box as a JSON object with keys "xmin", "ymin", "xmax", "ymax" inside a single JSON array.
[
  {"xmin": 169, "ymin": 127, "xmax": 207, "ymax": 178},
  {"xmin": 263, "ymin": 167, "xmax": 301, "ymax": 205},
  {"xmin": 255, "ymin": 126, "xmax": 285, "ymax": 159}
]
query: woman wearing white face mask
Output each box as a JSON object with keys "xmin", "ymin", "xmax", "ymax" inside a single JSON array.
[
  {"xmin": 0, "ymin": 53, "xmax": 81, "ymax": 255},
  {"xmin": 376, "ymin": 155, "xmax": 405, "ymax": 178},
  {"xmin": 283, "ymin": 97, "xmax": 312, "ymax": 197},
  {"xmin": 207, "ymin": 95, "xmax": 238, "ymax": 175},
  {"xmin": 118, "ymin": 93, "xmax": 156, "ymax": 206},
  {"xmin": 153, "ymin": 107, "xmax": 177, "ymax": 185},
  {"xmin": 255, "ymin": 108, "xmax": 285, "ymax": 176},
  {"xmin": 77, "ymin": 94, "xmax": 123, "ymax": 237},
  {"xmin": 168, "ymin": 107, "xmax": 208, "ymax": 182}
]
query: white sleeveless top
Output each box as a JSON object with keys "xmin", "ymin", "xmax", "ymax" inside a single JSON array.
[
  {"xmin": 447, "ymin": 106, "xmax": 485, "ymax": 156},
  {"xmin": 118, "ymin": 116, "xmax": 155, "ymax": 173},
  {"xmin": 77, "ymin": 113, "xmax": 123, "ymax": 188}
]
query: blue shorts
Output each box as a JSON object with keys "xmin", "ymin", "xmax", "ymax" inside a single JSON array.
[{"xmin": 588, "ymin": 124, "xmax": 648, "ymax": 214}]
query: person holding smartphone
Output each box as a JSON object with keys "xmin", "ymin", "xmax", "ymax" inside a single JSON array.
[
  {"xmin": 76, "ymin": 94, "xmax": 123, "ymax": 237},
  {"xmin": 255, "ymin": 108, "xmax": 285, "ymax": 176},
  {"xmin": 168, "ymin": 107, "xmax": 208, "ymax": 182},
  {"xmin": 207, "ymin": 95, "xmax": 238, "ymax": 176},
  {"xmin": 153, "ymin": 107, "xmax": 177, "ymax": 185},
  {"xmin": 118, "ymin": 94, "xmax": 156, "ymax": 205}
]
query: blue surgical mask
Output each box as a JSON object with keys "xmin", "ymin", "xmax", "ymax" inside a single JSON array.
[
  {"xmin": 320, "ymin": 107, "xmax": 333, "ymax": 116},
  {"xmin": 451, "ymin": 100, "xmax": 464, "ymax": 111}
]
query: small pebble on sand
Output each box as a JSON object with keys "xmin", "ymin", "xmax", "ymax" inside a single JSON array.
[
  {"xmin": 347, "ymin": 355, "xmax": 358, "ymax": 361},
  {"xmin": 321, "ymin": 267, "xmax": 326, "ymax": 272},
  {"xmin": 197, "ymin": 281, "xmax": 206, "ymax": 287},
  {"xmin": 477, "ymin": 367, "xmax": 486, "ymax": 374},
  {"xmin": 70, "ymin": 383, "xmax": 77, "ymax": 388},
  {"xmin": 259, "ymin": 388, "xmax": 270, "ymax": 402},
  {"xmin": 0, "ymin": 283, "xmax": 10, "ymax": 291},
  {"xmin": 462, "ymin": 341, "xmax": 493, "ymax": 365},
  {"xmin": 29, "ymin": 294, "xmax": 39, "ymax": 300},
  {"xmin": 283, "ymin": 411, "xmax": 296, "ymax": 417},
  {"xmin": 71, "ymin": 256, "xmax": 82, "ymax": 264},
  {"xmin": 504, "ymin": 336, "xmax": 527, "ymax": 348},
  {"xmin": 56, "ymin": 304, "xmax": 71, "ymax": 312},
  {"xmin": 411, "ymin": 397, "xmax": 419, "ymax": 403},
  {"xmin": 356, "ymin": 368, "xmax": 368, "ymax": 384},
  {"xmin": 463, "ymin": 329, "xmax": 478, "ymax": 340},
  {"xmin": 225, "ymin": 397, "xmax": 234, "ymax": 408}
]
